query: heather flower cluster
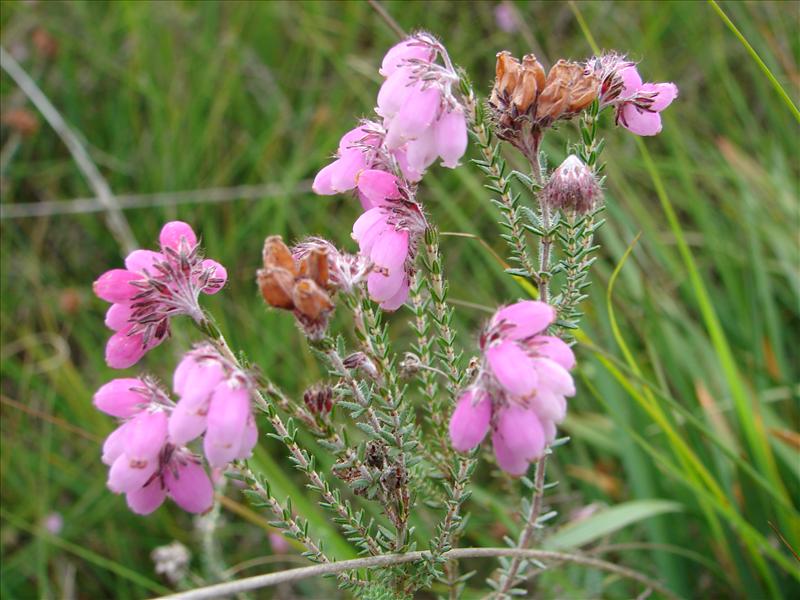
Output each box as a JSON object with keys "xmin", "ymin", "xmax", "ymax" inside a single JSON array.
[
  {"xmin": 93, "ymin": 221, "xmax": 226, "ymax": 369},
  {"xmin": 312, "ymin": 33, "xmax": 468, "ymax": 310},
  {"xmin": 449, "ymin": 301, "xmax": 576, "ymax": 476},
  {"xmin": 95, "ymin": 343, "xmax": 257, "ymax": 515}
]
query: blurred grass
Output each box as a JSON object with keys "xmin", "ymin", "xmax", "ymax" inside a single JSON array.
[{"xmin": 1, "ymin": 1, "xmax": 798, "ymax": 598}]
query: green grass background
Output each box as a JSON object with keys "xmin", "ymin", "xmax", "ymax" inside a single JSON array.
[{"xmin": 1, "ymin": 1, "xmax": 798, "ymax": 598}]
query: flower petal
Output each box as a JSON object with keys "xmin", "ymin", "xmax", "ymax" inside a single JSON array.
[
  {"xmin": 201, "ymin": 259, "xmax": 227, "ymax": 294},
  {"xmin": 203, "ymin": 382, "xmax": 251, "ymax": 468},
  {"xmin": 169, "ymin": 396, "xmax": 210, "ymax": 446},
  {"xmin": 533, "ymin": 335, "xmax": 576, "ymax": 370},
  {"xmin": 370, "ymin": 228, "xmax": 409, "ymax": 271},
  {"xmin": 621, "ymin": 104, "xmax": 662, "ymax": 136},
  {"xmin": 108, "ymin": 453, "xmax": 158, "ymax": 493},
  {"xmin": 104, "ymin": 303, "xmax": 133, "ymax": 331},
  {"xmin": 531, "ymin": 357, "xmax": 576, "ymax": 397},
  {"xmin": 380, "ymin": 39, "xmax": 434, "ymax": 77},
  {"xmin": 159, "ymin": 221, "xmax": 197, "ymax": 251},
  {"xmin": 449, "ymin": 390, "xmax": 492, "ymax": 452},
  {"xmin": 126, "ymin": 479, "xmax": 167, "ymax": 515},
  {"xmin": 312, "ymin": 161, "xmax": 337, "ymax": 195},
  {"xmin": 93, "ymin": 269, "xmax": 141, "ymax": 304},
  {"xmin": 165, "ymin": 460, "xmax": 214, "ymax": 514},
  {"xmin": 367, "ymin": 267, "xmax": 406, "ymax": 302},
  {"xmin": 493, "ymin": 301, "xmax": 556, "ymax": 339},
  {"xmin": 486, "ymin": 340, "xmax": 538, "ymax": 397},
  {"xmin": 105, "ymin": 329, "xmax": 148, "ymax": 369},
  {"xmin": 640, "ymin": 82, "xmax": 678, "ymax": 111},
  {"xmin": 492, "ymin": 405, "xmax": 545, "ymax": 476},
  {"xmin": 379, "ymin": 276, "xmax": 410, "ymax": 311},
  {"xmin": 619, "ymin": 65, "xmax": 643, "ymax": 96},
  {"xmin": 435, "ymin": 109, "xmax": 468, "ymax": 168},
  {"xmin": 356, "ymin": 169, "xmax": 401, "ymax": 206},
  {"xmin": 124, "ymin": 411, "xmax": 168, "ymax": 462},
  {"xmin": 235, "ymin": 415, "xmax": 259, "ymax": 460},
  {"xmin": 93, "ymin": 378, "xmax": 146, "ymax": 418},
  {"xmin": 124, "ymin": 250, "xmax": 164, "ymax": 274},
  {"xmin": 102, "ymin": 422, "xmax": 132, "ymax": 466}
]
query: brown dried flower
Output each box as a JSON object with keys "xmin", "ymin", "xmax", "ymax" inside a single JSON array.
[{"xmin": 257, "ymin": 235, "xmax": 335, "ymax": 338}]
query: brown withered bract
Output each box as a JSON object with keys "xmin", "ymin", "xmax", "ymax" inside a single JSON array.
[
  {"xmin": 537, "ymin": 60, "xmax": 598, "ymax": 121},
  {"xmin": 257, "ymin": 235, "xmax": 335, "ymax": 332}
]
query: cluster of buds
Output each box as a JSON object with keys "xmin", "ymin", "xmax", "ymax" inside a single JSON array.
[
  {"xmin": 303, "ymin": 385, "xmax": 334, "ymax": 417},
  {"xmin": 449, "ymin": 301, "xmax": 576, "ymax": 476},
  {"xmin": 541, "ymin": 154, "xmax": 602, "ymax": 214},
  {"xmin": 490, "ymin": 52, "xmax": 598, "ymax": 158},
  {"xmin": 93, "ymin": 221, "xmax": 226, "ymax": 368}
]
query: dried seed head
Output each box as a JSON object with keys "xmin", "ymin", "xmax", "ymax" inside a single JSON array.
[
  {"xmin": 541, "ymin": 154, "xmax": 602, "ymax": 214},
  {"xmin": 303, "ymin": 385, "xmax": 334, "ymax": 416},
  {"xmin": 343, "ymin": 351, "xmax": 379, "ymax": 380},
  {"xmin": 365, "ymin": 440, "xmax": 387, "ymax": 469},
  {"xmin": 262, "ymin": 236, "xmax": 296, "ymax": 273},
  {"xmin": 537, "ymin": 60, "xmax": 599, "ymax": 122},
  {"xmin": 292, "ymin": 279, "xmax": 334, "ymax": 320},
  {"xmin": 257, "ymin": 267, "xmax": 295, "ymax": 309}
]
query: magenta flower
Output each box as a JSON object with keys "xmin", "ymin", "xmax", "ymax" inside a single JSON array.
[
  {"xmin": 169, "ymin": 344, "xmax": 258, "ymax": 468},
  {"xmin": 96, "ymin": 377, "xmax": 214, "ymax": 514},
  {"xmin": 448, "ymin": 301, "xmax": 576, "ymax": 476},
  {"xmin": 614, "ymin": 65, "xmax": 678, "ymax": 136},
  {"xmin": 93, "ymin": 221, "xmax": 227, "ymax": 369}
]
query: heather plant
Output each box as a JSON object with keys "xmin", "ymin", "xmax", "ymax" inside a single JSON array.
[{"xmin": 81, "ymin": 30, "xmax": 694, "ymax": 599}]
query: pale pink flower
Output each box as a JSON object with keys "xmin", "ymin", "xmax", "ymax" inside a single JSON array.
[
  {"xmin": 168, "ymin": 344, "xmax": 258, "ymax": 468},
  {"xmin": 93, "ymin": 221, "xmax": 227, "ymax": 369},
  {"xmin": 542, "ymin": 154, "xmax": 602, "ymax": 213},
  {"xmin": 449, "ymin": 301, "xmax": 576, "ymax": 476},
  {"xmin": 613, "ymin": 65, "xmax": 678, "ymax": 136}
]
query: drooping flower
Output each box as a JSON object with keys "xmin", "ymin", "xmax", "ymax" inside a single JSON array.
[
  {"xmin": 96, "ymin": 376, "xmax": 215, "ymax": 514},
  {"xmin": 448, "ymin": 301, "xmax": 576, "ymax": 476},
  {"xmin": 93, "ymin": 221, "xmax": 227, "ymax": 369},
  {"xmin": 613, "ymin": 65, "xmax": 678, "ymax": 136},
  {"xmin": 168, "ymin": 344, "xmax": 258, "ymax": 468},
  {"xmin": 541, "ymin": 154, "xmax": 602, "ymax": 214},
  {"xmin": 311, "ymin": 33, "xmax": 468, "ymax": 312},
  {"xmin": 94, "ymin": 349, "xmax": 257, "ymax": 515}
]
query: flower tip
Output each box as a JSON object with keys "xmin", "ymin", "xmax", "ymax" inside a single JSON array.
[{"xmin": 159, "ymin": 221, "xmax": 197, "ymax": 251}]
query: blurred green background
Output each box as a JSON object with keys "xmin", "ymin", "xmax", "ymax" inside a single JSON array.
[{"xmin": 1, "ymin": 1, "xmax": 798, "ymax": 598}]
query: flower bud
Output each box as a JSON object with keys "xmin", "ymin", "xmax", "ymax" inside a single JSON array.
[
  {"xmin": 303, "ymin": 385, "xmax": 334, "ymax": 416},
  {"xmin": 541, "ymin": 155, "xmax": 602, "ymax": 214}
]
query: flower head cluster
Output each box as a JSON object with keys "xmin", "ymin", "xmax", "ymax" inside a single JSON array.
[
  {"xmin": 541, "ymin": 154, "xmax": 602, "ymax": 214},
  {"xmin": 449, "ymin": 301, "xmax": 576, "ymax": 476},
  {"xmin": 95, "ymin": 344, "xmax": 257, "ymax": 514},
  {"xmin": 590, "ymin": 54, "xmax": 678, "ymax": 136},
  {"xmin": 93, "ymin": 221, "xmax": 227, "ymax": 368},
  {"xmin": 313, "ymin": 33, "xmax": 468, "ymax": 310}
]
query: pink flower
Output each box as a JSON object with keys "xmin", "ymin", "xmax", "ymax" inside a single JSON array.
[
  {"xmin": 614, "ymin": 65, "xmax": 678, "ymax": 136},
  {"xmin": 168, "ymin": 344, "xmax": 258, "ymax": 466},
  {"xmin": 449, "ymin": 301, "xmax": 577, "ymax": 476},
  {"xmin": 93, "ymin": 221, "xmax": 227, "ymax": 369},
  {"xmin": 94, "ymin": 349, "xmax": 257, "ymax": 515}
]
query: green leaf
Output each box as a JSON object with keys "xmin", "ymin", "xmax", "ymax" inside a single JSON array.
[{"xmin": 544, "ymin": 500, "xmax": 684, "ymax": 550}]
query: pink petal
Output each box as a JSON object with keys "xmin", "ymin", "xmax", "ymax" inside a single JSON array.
[
  {"xmin": 449, "ymin": 390, "xmax": 492, "ymax": 452},
  {"xmin": 126, "ymin": 479, "xmax": 167, "ymax": 515},
  {"xmin": 393, "ymin": 148, "xmax": 424, "ymax": 182},
  {"xmin": 619, "ymin": 65, "xmax": 643, "ymax": 96},
  {"xmin": 312, "ymin": 162, "xmax": 337, "ymax": 195},
  {"xmin": 102, "ymin": 422, "xmax": 132, "ymax": 466},
  {"xmin": 370, "ymin": 228, "xmax": 409, "ymax": 271},
  {"xmin": 165, "ymin": 460, "xmax": 214, "ymax": 514},
  {"xmin": 353, "ymin": 209, "xmax": 390, "ymax": 256},
  {"xmin": 389, "ymin": 85, "xmax": 441, "ymax": 145},
  {"xmin": 105, "ymin": 329, "xmax": 147, "ymax": 370},
  {"xmin": 640, "ymin": 82, "xmax": 678, "ymax": 111},
  {"xmin": 486, "ymin": 341, "xmax": 538, "ymax": 397},
  {"xmin": 169, "ymin": 396, "xmax": 210, "ymax": 446},
  {"xmin": 235, "ymin": 415, "xmax": 259, "ymax": 460},
  {"xmin": 108, "ymin": 453, "xmax": 158, "ymax": 493},
  {"xmin": 621, "ymin": 104, "xmax": 662, "ymax": 136},
  {"xmin": 405, "ymin": 127, "xmax": 438, "ymax": 174},
  {"xmin": 93, "ymin": 269, "xmax": 141, "ymax": 304},
  {"xmin": 492, "ymin": 405, "xmax": 545, "ymax": 476},
  {"xmin": 529, "ymin": 389, "xmax": 567, "ymax": 423},
  {"xmin": 330, "ymin": 151, "xmax": 365, "ymax": 193},
  {"xmin": 93, "ymin": 378, "xmax": 146, "ymax": 418},
  {"xmin": 338, "ymin": 126, "xmax": 374, "ymax": 153},
  {"xmin": 534, "ymin": 335, "xmax": 576, "ymax": 370},
  {"xmin": 159, "ymin": 221, "xmax": 197, "ymax": 251},
  {"xmin": 435, "ymin": 109, "xmax": 468, "ymax": 168},
  {"xmin": 124, "ymin": 250, "xmax": 163, "ymax": 274},
  {"xmin": 104, "ymin": 303, "xmax": 133, "ymax": 331},
  {"xmin": 357, "ymin": 189, "xmax": 374, "ymax": 210},
  {"xmin": 203, "ymin": 382, "xmax": 251, "ymax": 468},
  {"xmin": 177, "ymin": 360, "xmax": 225, "ymax": 408},
  {"xmin": 201, "ymin": 259, "xmax": 227, "ymax": 294},
  {"xmin": 543, "ymin": 419, "xmax": 558, "ymax": 444},
  {"xmin": 380, "ymin": 39, "xmax": 434, "ymax": 77},
  {"xmin": 531, "ymin": 357, "xmax": 576, "ymax": 396},
  {"xmin": 377, "ymin": 69, "xmax": 413, "ymax": 119},
  {"xmin": 379, "ymin": 276, "xmax": 410, "ymax": 311},
  {"xmin": 356, "ymin": 169, "xmax": 401, "ymax": 206},
  {"xmin": 367, "ymin": 267, "xmax": 406, "ymax": 302},
  {"xmin": 124, "ymin": 411, "xmax": 168, "ymax": 462},
  {"xmin": 493, "ymin": 301, "xmax": 556, "ymax": 339}
]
